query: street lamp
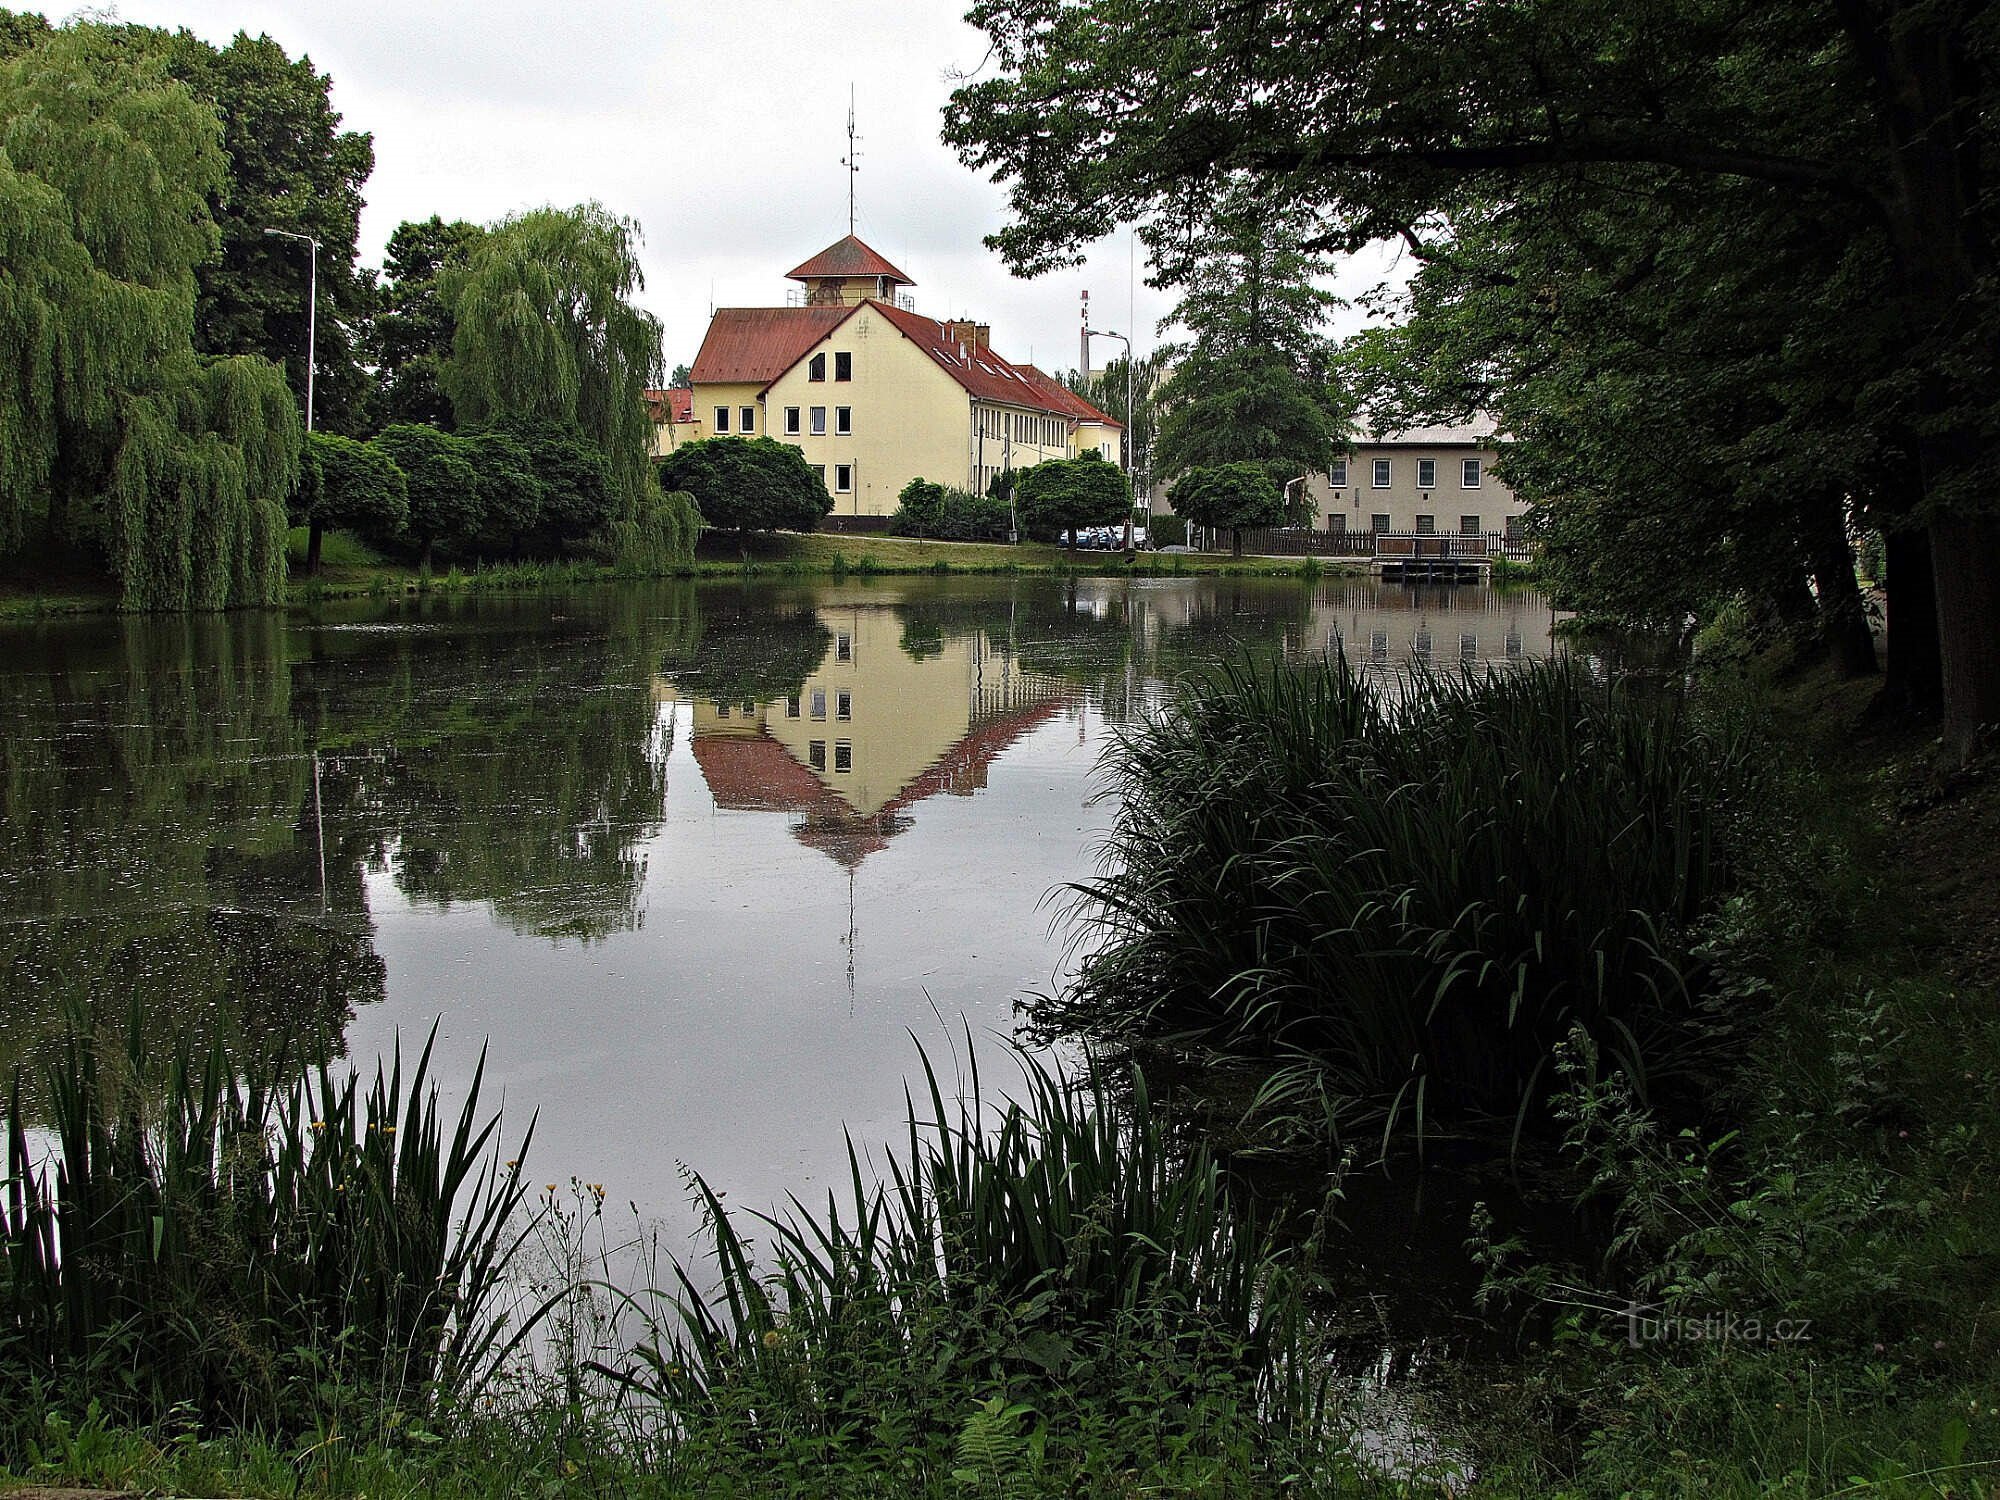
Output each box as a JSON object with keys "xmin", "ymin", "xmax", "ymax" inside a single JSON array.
[
  {"xmin": 264, "ymin": 228, "xmax": 322, "ymax": 432},
  {"xmin": 1086, "ymin": 325, "xmax": 1135, "ymax": 546}
]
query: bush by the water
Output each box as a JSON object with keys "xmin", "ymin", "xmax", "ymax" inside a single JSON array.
[
  {"xmin": 1048, "ymin": 657, "xmax": 1767, "ymax": 1150},
  {"xmin": 889, "ymin": 477, "xmax": 1013, "ymax": 541}
]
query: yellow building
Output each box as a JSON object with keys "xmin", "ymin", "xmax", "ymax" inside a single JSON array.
[
  {"xmin": 656, "ymin": 236, "xmax": 1122, "ymax": 519},
  {"xmin": 1303, "ymin": 417, "xmax": 1527, "ymax": 544}
]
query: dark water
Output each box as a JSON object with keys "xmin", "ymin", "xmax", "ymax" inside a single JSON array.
[{"xmin": 0, "ymin": 575, "xmax": 1555, "ymax": 1250}]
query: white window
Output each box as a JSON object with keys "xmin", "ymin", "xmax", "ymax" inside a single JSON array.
[
  {"xmin": 834, "ymin": 352, "xmax": 852, "ymax": 381},
  {"xmin": 1329, "ymin": 459, "xmax": 1347, "ymax": 487},
  {"xmin": 808, "ymin": 740, "xmax": 826, "ymax": 771},
  {"xmin": 784, "ymin": 406, "xmax": 801, "ymax": 435},
  {"xmin": 810, "ymin": 406, "xmax": 826, "ymax": 435},
  {"xmin": 809, "ymin": 353, "xmax": 826, "ymax": 382},
  {"xmin": 739, "ymin": 405, "xmax": 755, "ymax": 433},
  {"xmin": 1372, "ymin": 459, "xmax": 1391, "ymax": 488},
  {"xmin": 835, "ymin": 406, "xmax": 852, "ymax": 436},
  {"xmin": 714, "ymin": 406, "xmax": 730, "ymax": 433},
  {"xmin": 1371, "ymin": 513, "xmax": 1390, "ymax": 533},
  {"xmin": 1416, "ymin": 514, "xmax": 1435, "ymax": 534},
  {"xmin": 1462, "ymin": 457, "xmax": 1482, "ymax": 488},
  {"xmin": 834, "ymin": 463, "xmax": 853, "ymax": 493},
  {"xmin": 836, "ymin": 633, "xmax": 852, "ymax": 662},
  {"xmin": 810, "ymin": 690, "xmax": 826, "ymax": 721},
  {"xmin": 1461, "ymin": 514, "xmax": 1482, "ymax": 536},
  {"xmin": 1417, "ymin": 459, "xmax": 1436, "ymax": 489}
]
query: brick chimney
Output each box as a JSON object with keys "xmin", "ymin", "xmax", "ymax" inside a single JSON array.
[{"xmin": 945, "ymin": 319, "xmax": 991, "ymax": 352}]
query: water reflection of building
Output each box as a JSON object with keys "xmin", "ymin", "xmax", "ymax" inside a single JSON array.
[
  {"xmin": 666, "ymin": 606, "xmax": 1071, "ymax": 866},
  {"xmin": 1308, "ymin": 581, "xmax": 1558, "ymax": 672}
]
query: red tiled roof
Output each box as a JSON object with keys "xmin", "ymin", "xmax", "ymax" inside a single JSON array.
[
  {"xmin": 1015, "ymin": 364, "xmax": 1123, "ymax": 430},
  {"xmin": 786, "ymin": 235, "xmax": 915, "ymax": 285},
  {"xmin": 643, "ymin": 387, "xmax": 693, "ymax": 424},
  {"xmin": 866, "ymin": 301, "xmax": 1095, "ymax": 418},
  {"xmin": 691, "ymin": 734, "xmax": 830, "ymax": 813},
  {"xmin": 689, "ymin": 306, "xmax": 854, "ymax": 387}
]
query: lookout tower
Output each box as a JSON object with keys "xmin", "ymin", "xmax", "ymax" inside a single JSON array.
[{"xmin": 785, "ymin": 235, "xmax": 915, "ymax": 309}]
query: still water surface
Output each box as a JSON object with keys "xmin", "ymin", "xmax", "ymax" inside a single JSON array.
[{"xmin": 0, "ymin": 575, "xmax": 1555, "ymax": 1247}]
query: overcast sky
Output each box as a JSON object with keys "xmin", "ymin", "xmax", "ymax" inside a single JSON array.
[{"xmin": 100, "ymin": 0, "xmax": 1404, "ymax": 378}]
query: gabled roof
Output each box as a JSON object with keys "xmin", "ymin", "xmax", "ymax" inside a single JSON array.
[
  {"xmin": 866, "ymin": 301, "xmax": 1093, "ymax": 418},
  {"xmin": 689, "ymin": 307, "xmax": 853, "ymax": 386},
  {"xmin": 1015, "ymin": 364, "xmax": 1123, "ymax": 430},
  {"xmin": 1358, "ymin": 414, "xmax": 1502, "ymax": 446},
  {"xmin": 786, "ymin": 235, "xmax": 915, "ymax": 285},
  {"xmin": 643, "ymin": 387, "xmax": 692, "ymax": 424}
]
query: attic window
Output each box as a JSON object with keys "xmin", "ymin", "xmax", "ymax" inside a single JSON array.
[
  {"xmin": 809, "ymin": 353, "xmax": 826, "ymax": 382},
  {"xmin": 835, "ymin": 352, "xmax": 852, "ymax": 381}
]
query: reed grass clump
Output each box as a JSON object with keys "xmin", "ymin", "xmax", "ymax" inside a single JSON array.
[
  {"xmin": 615, "ymin": 1045, "xmax": 1331, "ymax": 1490},
  {"xmin": 0, "ymin": 1011, "xmax": 534, "ymax": 1439},
  {"xmin": 1046, "ymin": 657, "xmax": 1766, "ymax": 1152}
]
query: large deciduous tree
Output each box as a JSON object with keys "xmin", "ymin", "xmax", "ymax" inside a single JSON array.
[
  {"xmin": 945, "ymin": 0, "xmax": 2000, "ymax": 756},
  {"xmin": 1169, "ymin": 464, "xmax": 1285, "ymax": 557},
  {"xmin": 374, "ymin": 424, "xmax": 476, "ymax": 568},
  {"xmin": 161, "ymin": 28, "xmax": 375, "ymax": 435},
  {"xmin": 0, "ymin": 20, "xmax": 298, "ymax": 608},
  {"xmin": 656, "ymin": 437, "xmax": 830, "ymax": 536},
  {"xmin": 368, "ymin": 216, "xmax": 484, "ymax": 429},
  {"xmin": 296, "ymin": 431, "xmax": 406, "ymax": 567},
  {"xmin": 1015, "ymin": 453, "xmax": 1131, "ymax": 545}
]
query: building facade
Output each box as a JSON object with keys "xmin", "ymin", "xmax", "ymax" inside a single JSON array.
[
  {"xmin": 653, "ymin": 236, "xmax": 1121, "ymax": 518},
  {"xmin": 1302, "ymin": 418, "xmax": 1527, "ymax": 541}
]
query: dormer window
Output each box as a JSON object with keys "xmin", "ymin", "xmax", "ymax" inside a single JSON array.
[{"xmin": 809, "ymin": 353, "xmax": 826, "ymax": 382}]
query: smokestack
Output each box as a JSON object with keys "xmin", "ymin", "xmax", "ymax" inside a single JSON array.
[{"xmin": 1080, "ymin": 290, "xmax": 1090, "ymax": 379}]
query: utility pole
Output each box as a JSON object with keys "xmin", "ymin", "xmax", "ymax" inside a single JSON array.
[
  {"xmin": 264, "ymin": 228, "xmax": 322, "ymax": 432},
  {"xmin": 1086, "ymin": 325, "xmax": 1135, "ymax": 547}
]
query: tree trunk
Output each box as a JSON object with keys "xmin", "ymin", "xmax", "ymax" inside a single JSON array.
[
  {"xmin": 306, "ymin": 521, "xmax": 324, "ymax": 574},
  {"xmin": 1930, "ymin": 513, "xmax": 2000, "ymax": 756},
  {"xmin": 1882, "ymin": 526, "xmax": 1942, "ymax": 717},
  {"xmin": 1804, "ymin": 497, "xmax": 1876, "ymax": 676}
]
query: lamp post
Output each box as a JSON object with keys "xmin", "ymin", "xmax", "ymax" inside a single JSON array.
[
  {"xmin": 264, "ymin": 228, "xmax": 322, "ymax": 432},
  {"xmin": 1086, "ymin": 326, "xmax": 1135, "ymax": 547}
]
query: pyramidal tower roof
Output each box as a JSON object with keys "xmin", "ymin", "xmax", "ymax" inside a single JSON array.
[{"xmin": 785, "ymin": 234, "xmax": 915, "ymax": 287}]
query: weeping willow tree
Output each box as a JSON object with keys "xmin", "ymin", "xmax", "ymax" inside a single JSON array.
[
  {"xmin": 442, "ymin": 203, "xmax": 698, "ymax": 569},
  {"xmin": 0, "ymin": 22, "xmax": 300, "ymax": 608}
]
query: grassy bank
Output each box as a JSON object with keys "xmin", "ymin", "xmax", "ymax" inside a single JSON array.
[{"xmin": 0, "ymin": 529, "xmax": 1353, "ymax": 618}]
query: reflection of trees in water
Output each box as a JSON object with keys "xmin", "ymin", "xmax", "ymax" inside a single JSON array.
[
  {"xmin": 0, "ymin": 615, "xmax": 380, "ymax": 1090},
  {"xmin": 297, "ymin": 587, "xmax": 691, "ymax": 943},
  {"xmin": 655, "ymin": 587, "xmax": 832, "ymax": 706}
]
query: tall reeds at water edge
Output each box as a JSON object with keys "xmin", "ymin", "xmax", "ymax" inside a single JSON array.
[
  {"xmin": 612, "ymin": 1044, "xmax": 1325, "ymax": 1476},
  {"xmin": 1045, "ymin": 657, "xmax": 1767, "ymax": 1154},
  {"xmin": 0, "ymin": 1011, "xmax": 534, "ymax": 1436}
]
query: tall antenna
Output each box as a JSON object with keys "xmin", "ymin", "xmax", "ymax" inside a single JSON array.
[{"xmin": 840, "ymin": 85, "xmax": 861, "ymax": 235}]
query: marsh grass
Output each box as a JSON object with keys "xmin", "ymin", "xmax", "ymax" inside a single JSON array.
[
  {"xmin": 599, "ymin": 1042, "xmax": 1345, "ymax": 1492},
  {"xmin": 1047, "ymin": 656, "xmax": 1767, "ymax": 1155},
  {"xmin": 0, "ymin": 1009, "xmax": 538, "ymax": 1438}
]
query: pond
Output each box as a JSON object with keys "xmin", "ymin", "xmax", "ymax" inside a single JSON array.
[{"xmin": 0, "ymin": 574, "xmax": 1557, "ymax": 1256}]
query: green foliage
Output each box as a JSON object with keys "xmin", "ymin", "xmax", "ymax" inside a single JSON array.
[
  {"xmin": 299, "ymin": 431, "xmax": 408, "ymax": 541},
  {"xmin": 618, "ymin": 1043, "xmax": 1332, "ymax": 1492},
  {"xmin": 457, "ymin": 427, "xmax": 543, "ymax": 545},
  {"xmin": 1166, "ymin": 464, "xmax": 1284, "ymax": 551},
  {"xmin": 657, "ymin": 435, "xmax": 832, "ymax": 535},
  {"xmin": 1047, "ymin": 657, "xmax": 1767, "ymax": 1153},
  {"xmin": 1013, "ymin": 454, "xmax": 1129, "ymax": 542},
  {"xmin": 1147, "ymin": 513, "xmax": 1186, "ymax": 548},
  {"xmin": 891, "ymin": 477, "xmax": 1013, "ymax": 541},
  {"xmin": 368, "ymin": 216, "xmax": 483, "ymax": 429},
  {"xmin": 0, "ymin": 20, "xmax": 298, "ymax": 608},
  {"xmin": 442, "ymin": 204, "xmax": 661, "ymax": 532},
  {"xmin": 374, "ymin": 424, "xmax": 477, "ymax": 562},
  {"xmin": 0, "ymin": 1009, "xmax": 534, "ymax": 1436},
  {"xmin": 161, "ymin": 28, "xmax": 375, "ymax": 435}
]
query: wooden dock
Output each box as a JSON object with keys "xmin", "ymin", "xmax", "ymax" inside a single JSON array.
[{"xmin": 1371, "ymin": 532, "xmax": 1492, "ymax": 582}]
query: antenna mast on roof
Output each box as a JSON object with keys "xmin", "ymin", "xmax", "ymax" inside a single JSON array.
[{"xmin": 841, "ymin": 85, "xmax": 861, "ymax": 236}]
